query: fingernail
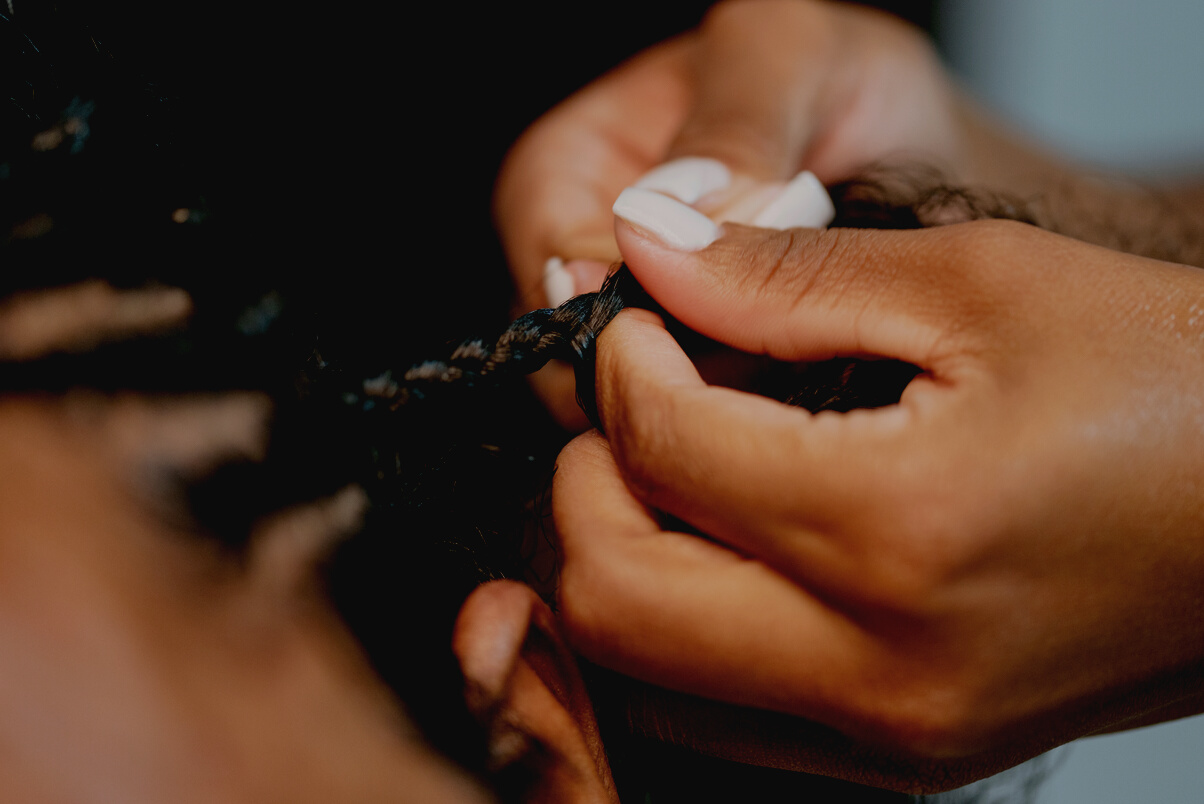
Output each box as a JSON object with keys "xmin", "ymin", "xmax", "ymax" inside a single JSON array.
[
  {"xmin": 613, "ymin": 187, "xmax": 720, "ymax": 251},
  {"xmin": 633, "ymin": 157, "xmax": 731, "ymax": 204},
  {"xmin": 543, "ymin": 257, "xmax": 575, "ymax": 307},
  {"xmin": 752, "ymin": 171, "xmax": 835, "ymax": 229}
]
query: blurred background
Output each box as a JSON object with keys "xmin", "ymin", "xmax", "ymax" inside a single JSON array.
[{"xmin": 938, "ymin": 0, "xmax": 1204, "ymax": 178}]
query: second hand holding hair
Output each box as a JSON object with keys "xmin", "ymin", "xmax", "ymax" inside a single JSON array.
[{"xmin": 550, "ymin": 189, "xmax": 1204, "ymax": 788}]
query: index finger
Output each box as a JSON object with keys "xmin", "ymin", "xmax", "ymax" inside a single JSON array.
[
  {"xmin": 494, "ymin": 37, "xmax": 694, "ymax": 313},
  {"xmin": 594, "ymin": 308, "xmax": 916, "ymax": 591},
  {"xmin": 665, "ymin": 0, "xmax": 839, "ymax": 179},
  {"xmin": 552, "ymin": 429, "xmax": 868, "ymax": 725}
]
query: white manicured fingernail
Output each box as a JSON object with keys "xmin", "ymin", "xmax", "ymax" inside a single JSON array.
[
  {"xmin": 752, "ymin": 171, "xmax": 835, "ymax": 229},
  {"xmin": 613, "ymin": 187, "xmax": 720, "ymax": 251},
  {"xmin": 543, "ymin": 257, "xmax": 575, "ymax": 307},
  {"xmin": 633, "ymin": 157, "xmax": 731, "ymax": 204}
]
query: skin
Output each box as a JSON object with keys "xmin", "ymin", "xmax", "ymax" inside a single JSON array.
[
  {"xmin": 551, "ymin": 215, "xmax": 1204, "ymax": 789},
  {"xmin": 0, "ymin": 284, "xmax": 616, "ymax": 804},
  {"xmin": 453, "ymin": 581, "xmax": 619, "ymax": 804},
  {"xmin": 0, "ymin": 427, "xmax": 615, "ymax": 804},
  {"xmin": 0, "ymin": 397, "xmax": 466, "ymax": 804},
  {"xmin": 496, "ymin": 2, "xmax": 1204, "ymax": 784},
  {"xmin": 495, "ymin": 0, "xmax": 1052, "ymax": 428},
  {"xmin": 496, "ymin": 0, "xmax": 1204, "ymax": 428}
]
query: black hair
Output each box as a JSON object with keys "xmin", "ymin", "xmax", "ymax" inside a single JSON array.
[{"xmin": 0, "ymin": 6, "xmax": 1053, "ymax": 801}]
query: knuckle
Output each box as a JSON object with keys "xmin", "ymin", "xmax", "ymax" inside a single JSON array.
[
  {"xmin": 973, "ymin": 216, "xmax": 1033, "ymax": 243},
  {"xmin": 850, "ymin": 646, "xmax": 989, "ymax": 758},
  {"xmin": 607, "ymin": 385, "xmax": 679, "ymax": 504},
  {"xmin": 766, "ymin": 227, "xmax": 884, "ymax": 313},
  {"xmin": 714, "ymin": 226, "xmax": 831, "ymax": 302},
  {"xmin": 555, "ymin": 549, "xmax": 630, "ymax": 661},
  {"xmin": 935, "ymin": 218, "xmax": 1032, "ymax": 273},
  {"xmin": 898, "ymin": 221, "xmax": 1043, "ymax": 348},
  {"xmin": 847, "ymin": 465, "xmax": 984, "ymax": 615},
  {"xmin": 869, "ymin": 682, "xmax": 982, "ymax": 758},
  {"xmin": 555, "ymin": 566, "xmax": 607, "ymax": 656},
  {"xmin": 802, "ymin": 226, "xmax": 861, "ymax": 280}
]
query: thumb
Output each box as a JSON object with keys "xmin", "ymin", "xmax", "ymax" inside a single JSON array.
[
  {"xmin": 631, "ymin": 1, "xmax": 841, "ymax": 229},
  {"xmin": 612, "ymin": 187, "xmax": 979, "ymax": 371},
  {"xmin": 662, "ymin": 0, "xmax": 834, "ymax": 180}
]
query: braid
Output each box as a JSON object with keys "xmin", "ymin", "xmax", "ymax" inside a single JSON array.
[
  {"xmin": 357, "ymin": 269, "xmax": 652, "ymax": 420},
  {"xmin": 0, "ymin": 54, "xmax": 1050, "ymax": 778},
  {"xmin": 0, "ymin": 9, "xmax": 1070, "ymax": 798},
  {"xmin": 360, "ymin": 168, "xmax": 1043, "ymax": 429}
]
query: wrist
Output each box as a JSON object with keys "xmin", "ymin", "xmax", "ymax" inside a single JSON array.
[{"xmin": 956, "ymin": 96, "xmax": 1204, "ymax": 267}]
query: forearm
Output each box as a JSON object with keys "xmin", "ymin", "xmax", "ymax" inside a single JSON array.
[{"xmin": 957, "ymin": 95, "xmax": 1204, "ymax": 267}]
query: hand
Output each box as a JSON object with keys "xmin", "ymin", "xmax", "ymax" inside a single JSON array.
[
  {"xmin": 495, "ymin": 0, "xmax": 1062, "ymax": 428},
  {"xmin": 0, "ymin": 396, "xmax": 478, "ymax": 803},
  {"xmin": 551, "ymin": 194, "xmax": 1204, "ymax": 787}
]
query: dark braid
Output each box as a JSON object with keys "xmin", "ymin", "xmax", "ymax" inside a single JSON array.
[
  {"xmin": 0, "ymin": 7, "xmax": 1053, "ymax": 802},
  {"xmin": 364, "ymin": 165, "xmax": 1046, "ymax": 436},
  {"xmin": 353, "ymin": 269, "xmax": 648, "ymax": 429}
]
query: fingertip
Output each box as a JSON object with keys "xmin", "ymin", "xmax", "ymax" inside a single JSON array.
[
  {"xmin": 751, "ymin": 170, "xmax": 835, "ymax": 229},
  {"xmin": 554, "ymin": 428, "xmax": 612, "ymax": 474},
  {"xmin": 553, "ymin": 430, "xmax": 661, "ymax": 557},
  {"xmin": 612, "ymin": 187, "xmax": 722, "ymax": 252},
  {"xmin": 633, "ymin": 156, "xmax": 732, "ymax": 204},
  {"xmin": 542, "ymin": 257, "xmax": 575, "ymax": 308},
  {"xmin": 612, "ymin": 206, "xmax": 714, "ymax": 310},
  {"xmin": 563, "ymin": 258, "xmax": 612, "ymax": 298},
  {"xmin": 542, "ymin": 256, "xmax": 612, "ymax": 308},
  {"xmin": 453, "ymin": 580, "xmax": 538, "ymax": 708},
  {"xmin": 613, "ymin": 217, "xmax": 777, "ymax": 342}
]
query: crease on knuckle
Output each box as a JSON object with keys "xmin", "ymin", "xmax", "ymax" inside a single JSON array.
[
  {"xmin": 782, "ymin": 228, "xmax": 855, "ymax": 317},
  {"xmin": 843, "ymin": 471, "xmax": 975, "ymax": 617},
  {"xmin": 852, "ymin": 647, "xmax": 986, "ymax": 759},
  {"xmin": 898, "ymin": 518, "xmax": 977, "ymax": 609},
  {"xmin": 556, "ymin": 542, "xmax": 641, "ymax": 664},
  {"xmin": 760, "ymin": 227, "xmax": 796, "ymax": 291},
  {"xmin": 869, "ymin": 680, "xmax": 981, "ymax": 759},
  {"xmin": 609, "ymin": 382, "xmax": 678, "ymax": 505},
  {"xmin": 556, "ymin": 558, "xmax": 612, "ymax": 658}
]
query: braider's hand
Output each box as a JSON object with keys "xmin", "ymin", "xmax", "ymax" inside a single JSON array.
[
  {"xmin": 495, "ymin": 0, "xmax": 1045, "ymax": 428},
  {"xmin": 551, "ymin": 192, "xmax": 1204, "ymax": 787}
]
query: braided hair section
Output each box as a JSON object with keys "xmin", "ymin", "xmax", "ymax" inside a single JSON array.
[{"xmin": 356, "ymin": 267, "xmax": 650, "ymax": 423}]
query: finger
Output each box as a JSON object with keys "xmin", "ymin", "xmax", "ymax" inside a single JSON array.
[
  {"xmin": 552, "ymin": 431, "xmax": 871, "ymax": 728},
  {"xmin": 494, "ymin": 38, "xmax": 694, "ymax": 430},
  {"xmin": 611, "ymin": 186, "xmax": 1001, "ymax": 372},
  {"xmin": 634, "ymin": 158, "xmax": 836, "ymax": 232},
  {"xmin": 0, "ymin": 281, "xmax": 192, "ymax": 360},
  {"xmin": 630, "ymin": 2, "xmax": 843, "ymax": 229},
  {"xmin": 664, "ymin": 0, "xmax": 839, "ymax": 180},
  {"xmin": 453, "ymin": 580, "xmax": 618, "ymax": 802},
  {"xmin": 554, "ymin": 442, "xmax": 1051, "ymax": 777},
  {"xmin": 594, "ymin": 308, "xmax": 918, "ymax": 590},
  {"xmin": 494, "ymin": 37, "xmax": 694, "ymax": 313}
]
